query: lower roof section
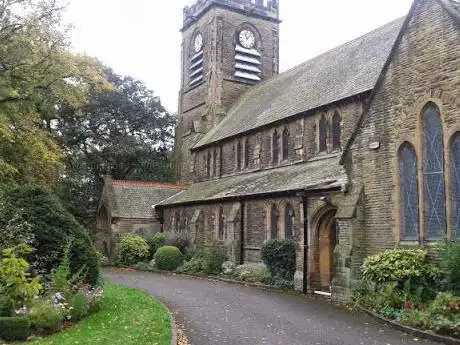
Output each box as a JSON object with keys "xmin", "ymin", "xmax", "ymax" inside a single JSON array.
[{"xmin": 157, "ymin": 156, "xmax": 348, "ymax": 207}]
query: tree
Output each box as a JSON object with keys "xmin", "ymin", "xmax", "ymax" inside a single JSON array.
[
  {"xmin": 55, "ymin": 69, "xmax": 175, "ymax": 222},
  {"xmin": 0, "ymin": 0, "xmax": 109, "ymax": 188}
]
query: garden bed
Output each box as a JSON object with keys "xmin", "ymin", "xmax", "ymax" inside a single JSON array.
[{"xmin": 10, "ymin": 283, "xmax": 172, "ymax": 345}]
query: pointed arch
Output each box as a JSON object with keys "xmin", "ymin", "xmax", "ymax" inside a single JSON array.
[
  {"xmin": 216, "ymin": 206, "xmax": 225, "ymax": 241},
  {"xmin": 398, "ymin": 142, "xmax": 419, "ymax": 241},
  {"xmin": 270, "ymin": 203, "xmax": 279, "ymax": 240},
  {"xmin": 331, "ymin": 111, "xmax": 342, "ymax": 151},
  {"xmin": 451, "ymin": 133, "xmax": 460, "ymax": 240},
  {"xmin": 422, "ymin": 103, "xmax": 446, "ymax": 240},
  {"xmin": 284, "ymin": 203, "xmax": 295, "ymax": 239},
  {"xmin": 319, "ymin": 115, "xmax": 328, "ymax": 153}
]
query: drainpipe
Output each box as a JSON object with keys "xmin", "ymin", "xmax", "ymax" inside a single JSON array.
[
  {"xmin": 240, "ymin": 201, "xmax": 245, "ymax": 265},
  {"xmin": 302, "ymin": 193, "xmax": 309, "ymax": 294}
]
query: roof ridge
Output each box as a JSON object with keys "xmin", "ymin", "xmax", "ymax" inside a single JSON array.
[
  {"xmin": 194, "ymin": 16, "xmax": 406, "ymax": 149},
  {"xmin": 112, "ymin": 180, "xmax": 186, "ymax": 189}
]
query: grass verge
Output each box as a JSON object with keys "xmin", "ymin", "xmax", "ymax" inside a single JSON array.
[{"xmin": 18, "ymin": 283, "xmax": 171, "ymax": 345}]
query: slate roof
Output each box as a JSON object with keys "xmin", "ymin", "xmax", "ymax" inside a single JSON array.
[
  {"xmin": 439, "ymin": 0, "xmax": 460, "ymax": 21},
  {"xmin": 158, "ymin": 156, "xmax": 347, "ymax": 207},
  {"xmin": 194, "ymin": 17, "xmax": 405, "ymax": 149},
  {"xmin": 109, "ymin": 181, "xmax": 185, "ymax": 219}
]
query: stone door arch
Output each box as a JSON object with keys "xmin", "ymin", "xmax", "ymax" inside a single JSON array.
[{"xmin": 310, "ymin": 206, "xmax": 337, "ymax": 292}]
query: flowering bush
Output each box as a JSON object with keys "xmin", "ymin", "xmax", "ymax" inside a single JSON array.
[{"xmin": 118, "ymin": 234, "xmax": 150, "ymax": 266}]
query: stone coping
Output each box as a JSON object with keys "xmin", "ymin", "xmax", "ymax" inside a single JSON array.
[{"xmin": 360, "ymin": 307, "xmax": 460, "ymax": 345}]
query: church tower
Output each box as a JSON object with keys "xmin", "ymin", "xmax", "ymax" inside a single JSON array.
[{"xmin": 175, "ymin": 0, "xmax": 281, "ymax": 183}]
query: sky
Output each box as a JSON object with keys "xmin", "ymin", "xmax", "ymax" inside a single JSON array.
[{"xmin": 64, "ymin": 0, "xmax": 414, "ymax": 113}]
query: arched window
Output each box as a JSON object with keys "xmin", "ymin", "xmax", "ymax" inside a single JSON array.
[
  {"xmin": 244, "ymin": 138, "xmax": 250, "ymax": 168},
  {"xmin": 217, "ymin": 207, "xmax": 225, "ymax": 241},
  {"xmin": 236, "ymin": 140, "xmax": 242, "ymax": 171},
  {"xmin": 284, "ymin": 203, "xmax": 295, "ymax": 239},
  {"xmin": 319, "ymin": 115, "xmax": 328, "ymax": 153},
  {"xmin": 451, "ymin": 134, "xmax": 460, "ymax": 240},
  {"xmin": 175, "ymin": 210, "xmax": 181, "ymax": 233},
  {"xmin": 272, "ymin": 130, "xmax": 280, "ymax": 165},
  {"xmin": 213, "ymin": 148, "xmax": 219, "ymax": 177},
  {"xmin": 332, "ymin": 112, "xmax": 342, "ymax": 151},
  {"xmin": 270, "ymin": 203, "xmax": 279, "ymax": 239},
  {"xmin": 282, "ymin": 127, "xmax": 290, "ymax": 160},
  {"xmin": 398, "ymin": 143, "xmax": 419, "ymax": 240},
  {"xmin": 422, "ymin": 103, "xmax": 446, "ymax": 240}
]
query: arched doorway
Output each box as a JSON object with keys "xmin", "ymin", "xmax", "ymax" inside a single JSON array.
[{"xmin": 311, "ymin": 207, "xmax": 337, "ymax": 292}]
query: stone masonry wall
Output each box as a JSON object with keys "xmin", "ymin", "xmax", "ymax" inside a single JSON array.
[{"xmin": 348, "ymin": 0, "xmax": 460, "ymax": 261}]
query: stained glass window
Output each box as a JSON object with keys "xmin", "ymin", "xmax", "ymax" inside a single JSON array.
[
  {"xmin": 273, "ymin": 130, "xmax": 280, "ymax": 164},
  {"xmin": 284, "ymin": 204, "xmax": 294, "ymax": 239},
  {"xmin": 271, "ymin": 204, "xmax": 279, "ymax": 239},
  {"xmin": 451, "ymin": 134, "xmax": 460, "ymax": 240},
  {"xmin": 423, "ymin": 103, "xmax": 446, "ymax": 240},
  {"xmin": 399, "ymin": 143, "xmax": 419, "ymax": 241},
  {"xmin": 282, "ymin": 128, "xmax": 290, "ymax": 160},
  {"xmin": 332, "ymin": 112, "xmax": 342, "ymax": 151},
  {"xmin": 319, "ymin": 115, "xmax": 328, "ymax": 152}
]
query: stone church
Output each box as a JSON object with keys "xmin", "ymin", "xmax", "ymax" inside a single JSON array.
[{"xmin": 154, "ymin": 0, "xmax": 460, "ymax": 300}]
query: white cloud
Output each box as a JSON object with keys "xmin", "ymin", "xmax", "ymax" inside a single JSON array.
[{"xmin": 65, "ymin": 0, "xmax": 413, "ymax": 113}]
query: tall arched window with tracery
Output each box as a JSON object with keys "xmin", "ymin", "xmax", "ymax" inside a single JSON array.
[
  {"xmin": 284, "ymin": 203, "xmax": 295, "ymax": 239},
  {"xmin": 272, "ymin": 130, "xmax": 280, "ymax": 165},
  {"xmin": 451, "ymin": 133, "xmax": 460, "ymax": 240},
  {"xmin": 319, "ymin": 115, "xmax": 328, "ymax": 153},
  {"xmin": 282, "ymin": 127, "xmax": 290, "ymax": 161},
  {"xmin": 422, "ymin": 103, "xmax": 446, "ymax": 240},
  {"xmin": 236, "ymin": 140, "xmax": 242, "ymax": 171},
  {"xmin": 244, "ymin": 138, "xmax": 250, "ymax": 168},
  {"xmin": 270, "ymin": 204, "xmax": 279, "ymax": 240},
  {"xmin": 398, "ymin": 142, "xmax": 419, "ymax": 240},
  {"xmin": 332, "ymin": 112, "xmax": 342, "ymax": 151},
  {"xmin": 217, "ymin": 207, "xmax": 225, "ymax": 241}
]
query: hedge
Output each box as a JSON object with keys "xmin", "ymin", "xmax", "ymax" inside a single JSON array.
[
  {"xmin": 0, "ymin": 316, "xmax": 31, "ymax": 341},
  {"xmin": 154, "ymin": 246, "xmax": 183, "ymax": 271}
]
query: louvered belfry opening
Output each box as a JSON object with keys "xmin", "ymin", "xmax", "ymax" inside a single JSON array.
[
  {"xmin": 234, "ymin": 44, "xmax": 262, "ymax": 82},
  {"xmin": 190, "ymin": 46, "xmax": 204, "ymax": 86}
]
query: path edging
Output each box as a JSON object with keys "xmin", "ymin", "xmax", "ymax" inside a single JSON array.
[
  {"xmin": 360, "ymin": 307, "xmax": 460, "ymax": 345},
  {"xmin": 168, "ymin": 309, "xmax": 178, "ymax": 345}
]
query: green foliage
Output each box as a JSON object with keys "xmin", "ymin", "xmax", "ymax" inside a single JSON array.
[
  {"xmin": 0, "ymin": 316, "xmax": 31, "ymax": 341},
  {"xmin": 0, "ymin": 0, "xmax": 109, "ymax": 188},
  {"xmin": 55, "ymin": 69, "xmax": 174, "ymax": 222},
  {"xmin": 201, "ymin": 247, "xmax": 227, "ymax": 275},
  {"xmin": 118, "ymin": 234, "xmax": 150, "ymax": 266},
  {"xmin": 232, "ymin": 264, "xmax": 271, "ymax": 284},
  {"xmin": 439, "ymin": 241, "xmax": 460, "ymax": 294},
  {"xmin": 398, "ymin": 309, "xmax": 431, "ymax": 328},
  {"xmin": 379, "ymin": 306, "xmax": 404, "ymax": 320},
  {"xmin": 29, "ymin": 300, "xmax": 63, "ymax": 334},
  {"xmin": 261, "ymin": 239, "xmax": 296, "ymax": 281},
  {"xmin": 0, "ymin": 185, "xmax": 100, "ymax": 285},
  {"xmin": 154, "ymin": 246, "xmax": 184, "ymax": 271},
  {"xmin": 0, "ymin": 245, "xmax": 42, "ymax": 312},
  {"xmin": 429, "ymin": 292, "xmax": 460, "ymax": 317},
  {"xmin": 361, "ymin": 249, "xmax": 440, "ymax": 285},
  {"xmin": 271, "ymin": 277, "xmax": 295, "ymax": 290},
  {"xmin": 51, "ymin": 241, "xmax": 72, "ymax": 293},
  {"xmin": 165, "ymin": 232, "xmax": 190, "ymax": 254},
  {"xmin": 70, "ymin": 293, "xmax": 89, "ymax": 322},
  {"xmin": 147, "ymin": 233, "xmax": 168, "ymax": 258},
  {"xmin": 177, "ymin": 256, "xmax": 205, "ymax": 274}
]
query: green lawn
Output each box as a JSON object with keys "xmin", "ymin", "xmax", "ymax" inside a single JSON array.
[{"xmin": 22, "ymin": 283, "xmax": 171, "ymax": 345}]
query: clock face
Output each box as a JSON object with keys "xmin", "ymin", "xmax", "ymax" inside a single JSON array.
[
  {"xmin": 194, "ymin": 33, "xmax": 203, "ymax": 53},
  {"xmin": 239, "ymin": 29, "xmax": 256, "ymax": 49}
]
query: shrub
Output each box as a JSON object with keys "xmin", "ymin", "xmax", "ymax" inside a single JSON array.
[
  {"xmin": 50, "ymin": 241, "xmax": 72, "ymax": 293},
  {"xmin": 221, "ymin": 261, "xmax": 236, "ymax": 277},
  {"xmin": 0, "ymin": 316, "xmax": 31, "ymax": 341},
  {"xmin": 0, "ymin": 185, "xmax": 99, "ymax": 285},
  {"xmin": 361, "ymin": 249, "xmax": 440, "ymax": 286},
  {"xmin": 70, "ymin": 293, "xmax": 89, "ymax": 322},
  {"xmin": 233, "ymin": 264, "xmax": 271, "ymax": 284},
  {"xmin": 29, "ymin": 300, "xmax": 63, "ymax": 334},
  {"xmin": 0, "ymin": 245, "xmax": 42, "ymax": 312},
  {"xmin": 439, "ymin": 241, "xmax": 460, "ymax": 294},
  {"xmin": 154, "ymin": 246, "xmax": 184, "ymax": 271},
  {"xmin": 261, "ymin": 239, "xmax": 296, "ymax": 281},
  {"xmin": 147, "ymin": 233, "xmax": 167, "ymax": 258},
  {"xmin": 271, "ymin": 277, "xmax": 295, "ymax": 290},
  {"xmin": 166, "ymin": 232, "xmax": 190, "ymax": 254},
  {"xmin": 177, "ymin": 256, "xmax": 204, "ymax": 274},
  {"xmin": 201, "ymin": 246, "xmax": 226, "ymax": 275},
  {"xmin": 429, "ymin": 292, "xmax": 460, "ymax": 317},
  {"xmin": 118, "ymin": 234, "xmax": 150, "ymax": 266}
]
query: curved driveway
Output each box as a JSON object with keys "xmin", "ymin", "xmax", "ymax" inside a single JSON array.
[{"xmin": 105, "ymin": 269, "xmax": 441, "ymax": 345}]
